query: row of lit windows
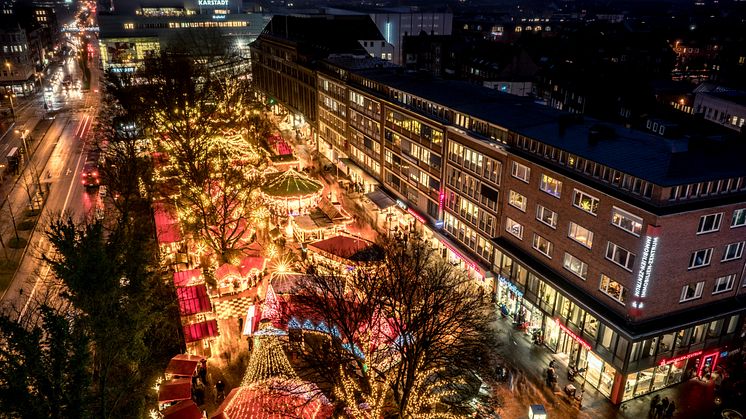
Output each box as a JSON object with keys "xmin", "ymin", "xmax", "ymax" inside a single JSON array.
[
  {"xmin": 447, "ymin": 141, "xmax": 501, "ymax": 185},
  {"xmin": 385, "ymin": 109, "xmax": 443, "ymax": 145},
  {"xmin": 443, "ymin": 212, "xmax": 493, "ymax": 262},
  {"xmin": 445, "ymin": 192, "xmax": 496, "ymax": 238},
  {"xmin": 668, "ymin": 178, "xmax": 746, "ymax": 201},
  {"xmin": 124, "ymin": 21, "xmax": 248, "ymax": 30},
  {"xmin": 514, "ymin": 136, "xmax": 655, "ymax": 200},
  {"xmin": 446, "ymin": 167, "xmax": 498, "ymax": 212}
]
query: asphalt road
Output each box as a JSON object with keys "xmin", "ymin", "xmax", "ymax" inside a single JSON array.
[{"xmin": 0, "ymin": 34, "xmax": 103, "ymax": 318}]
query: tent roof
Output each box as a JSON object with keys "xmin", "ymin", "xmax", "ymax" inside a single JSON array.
[
  {"xmin": 165, "ymin": 354, "xmax": 205, "ymax": 377},
  {"xmin": 183, "ymin": 320, "xmax": 219, "ymax": 343},
  {"xmin": 238, "ymin": 256, "xmax": 266, "ymax": 277},
  {"xmin": 177, "ymin": 285, "xmax": 212, "ymax": 316},
  {"xmin": 261, "ymin": 169, "xmax": 323, "ymax": 198},
  {"xmin": 174, "ymin": 268, "xmax": 202, "ymax": 287},
  {"xmin": 158, "ymin": 378, "xmax": 192, "ymax": 404},
  {"xmin": 210, "ymin": 382, "xmax": 332, "ymax": 419},
  {"xmin": 308, "ymin": 235, "xmax": 383, "ymax": 262},
  {"xmin": 162, "ymin": 399, "xmax": 203, "ymax": 419},
  {"xmin": 215, "ymin": 263, "xmax": 241, "ymax": 281}
]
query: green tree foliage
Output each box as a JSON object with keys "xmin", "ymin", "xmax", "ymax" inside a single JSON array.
[
  {"xmin": 42, "ymin": 216, "xmax": 182, "ymax": 418},
  {"xmin": 0, "ymin": 305, "xmax": 91, "ymax": 419}
]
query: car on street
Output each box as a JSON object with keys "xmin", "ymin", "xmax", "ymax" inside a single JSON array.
[{"xmin": 81, "ymin": 162, "xmax": 100, "ymax": 188}]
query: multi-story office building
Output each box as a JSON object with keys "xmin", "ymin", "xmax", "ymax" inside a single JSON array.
[
  {"xmin": 250, "ymin": 14, "xmax": 746, "ymax": 405},
  {"xmin": 98, "ymin": 0, "xmax": 269, "ymax": 73},
  {"xmin": 0, "ymin": 21, "xmax": 37, "ymax": 95}
]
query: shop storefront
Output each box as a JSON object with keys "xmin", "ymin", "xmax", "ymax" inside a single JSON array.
[{"xmin": 496, "ymin": 276, "xmax": 523, "ymax": 318}]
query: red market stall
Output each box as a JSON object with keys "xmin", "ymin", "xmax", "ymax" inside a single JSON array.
[
  {"xmin": 165, "ymin": 354, "xmax": 205, "ymax": 380},
  {"xmin": 183, "ymin": 320, "xmax": 219, "ymax": 343},
  {"xmin": 174, "ymin": 269, "xmax": 203, "ymax": 287},
  {"xmin": 177, "ymin": 285, "xmax": 212, "ymax": 317},
  {"xmin": 162, "ymin": 400, "xmax": 203, "ymax": 419},
  {"xmin": 158, "ymin": 378, "xmax": 193, "ymax": 410}
]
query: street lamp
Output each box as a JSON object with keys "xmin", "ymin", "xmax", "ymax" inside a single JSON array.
[{"xmin": 3, "ymin": 62, "xmax": 15, "ymax": 120}]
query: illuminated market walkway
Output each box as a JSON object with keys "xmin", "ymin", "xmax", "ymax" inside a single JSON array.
[{"xmin": 492, "ymin": 315, "xmax": 720, "ymax": 419}]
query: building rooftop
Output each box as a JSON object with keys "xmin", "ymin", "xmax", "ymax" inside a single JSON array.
[
  {"xmin": 350, "ymin": 67, "xmax": 746, "ymax": 186},
  {"xmin": 259, "ymin": 14, "xmax": 384, "ymax": 57}
]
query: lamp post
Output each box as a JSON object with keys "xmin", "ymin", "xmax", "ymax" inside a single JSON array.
[{"xmin": 4, "ymin": 62, "xmax": 15, "ymax": 121}]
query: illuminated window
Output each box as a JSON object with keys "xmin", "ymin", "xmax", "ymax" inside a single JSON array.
[
  {"xmin": 568, "ymin": 222, "xmax": 593, "ymax": 248},
  {"xmin": 563, "ymin": 253, "xmax": 588, "ymax": 279},
  {"xmin": 573, "ymin": 189, "xmax": 599, "ymax": 215},
  {"xmin": 536, "ymin": 205, "xmax": 557, "ymax": 228},
  {"xmin": 539, "ymin": 174, "xmax": 562, "ymax": 198},
  {"xmin": 508, "ymin": 190, "xmax": 527, "ymax": 212},
  {"xmin": 505, "ymin": 217, "xmax": 523, "ymax": 239},
  {"xmin": 611, "ymin": 206, "xmax": 643, "ymax": 236},
  {"xmin": 511, "ymin": 161, "xmax": 530, "ymax": 182},
  {"xmin": 532, "ymin": 234, "xmax": 553, "ymax": 258},
  {"xmin": 124, "ymin": 23, "xmax": 134, "ymax": 29},
  {"xmin": 600, "ymin": 274, "xmax": 627, "ymax": 304}
]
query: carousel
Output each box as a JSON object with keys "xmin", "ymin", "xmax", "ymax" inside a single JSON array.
[{"xmin": 260, "ymin": 169, "xmax": 324, "ymax": 217}]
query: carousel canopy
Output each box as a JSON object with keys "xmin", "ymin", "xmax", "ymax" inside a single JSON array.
[{"xmin": 261, "ymin": 169, "xmax": 323, "ymax": 198}]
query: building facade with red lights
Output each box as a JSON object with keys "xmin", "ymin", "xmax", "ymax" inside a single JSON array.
[{"xmin": 250, "ymin": 14, "xmax": 746, "ymax": 404}]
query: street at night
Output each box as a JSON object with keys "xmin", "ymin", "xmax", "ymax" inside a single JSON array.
[{"xmin": 1, "ymin": 0, "xmax": 745, "ymax": 418}]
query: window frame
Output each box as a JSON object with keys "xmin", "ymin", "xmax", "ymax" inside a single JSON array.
[
  {"xmin": 563, "ymin": 252, "xmax": 588, "ymax": 280},
  {"xmin": 722, "ymin": 241, "xmax": 745, "ymax": 262},
  {"xmin": 697, "ymin": 213, "xmax": 723, "ymax": 234},
  {"xmin": 572, "ymin": 189, "xmax": 600, "ymax": 216},
  {"xmin": 605, "ymin": 242, "xmax": 636, "ymax": 271},
  {"xmin": 536, "ymin": 204, "xmax": 558, "ymax": 229},
  {"xmin": 511, "ymin": 161, "xmax": 530, "ymax": 183},
  {"xmin": 680, "ymin": 281, "xmax": 705, "ymax": 302},
  {"xmin": 713, "ymin": 274, "xmax": 736, "ymax": 294},
  {"xmin": 611, "ymin": 206, "xmax": 643, "ymax": 236},
  {"xmin": 568, "ymin": 222, "xmax": 594, "ymax": 249},
  {"xmin": 532, "ymin": 234, "xmax": 553, "ymax": 259},
  {"xmin": 505, "ymin": 217, "xmax": 524, "ymax": 240},
  {"xmin": 688, "ymin": 248, "xmax": 713, "ymax": 270},
  {"xmin": 508, "ymin": 190, "xmax": 527, "ymax": 212},
  {"xmin": 539, "ymin": 174, "xmax": 562, "ymax": 198},
  {"xmin": 599, "ymin": 274, "xmax": 627, "ymax": 305},
  {"xmin": 732, "ymin": 209, "xmax": 746, "ymax": 228}
]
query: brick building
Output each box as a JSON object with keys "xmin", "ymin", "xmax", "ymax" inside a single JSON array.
[{"xmin": 250, "ymin": 14, "xmax": 746, "ymax": 404}]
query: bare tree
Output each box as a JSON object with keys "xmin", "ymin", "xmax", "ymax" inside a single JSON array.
[{"xmin": 289, "ymin": 236, "xmax": 499, "ymax": 418}]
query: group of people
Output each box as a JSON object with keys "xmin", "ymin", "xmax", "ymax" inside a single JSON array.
[{"xmin": 649, "ymin": 394, "xmax": 676, "ymax": 418}]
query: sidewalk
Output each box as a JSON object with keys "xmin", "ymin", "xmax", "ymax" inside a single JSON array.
[{"xmin": 492, "ymin": 315, "xmax": 719, "ymax": 419}]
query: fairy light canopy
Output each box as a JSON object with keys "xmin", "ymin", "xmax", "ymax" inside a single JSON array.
[{"xmin": 260, "ymin": 169, "xmax": 324, "ymax": 216}]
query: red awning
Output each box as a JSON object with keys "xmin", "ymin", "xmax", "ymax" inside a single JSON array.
[
  {"xmin": 174, "ymin": 269, "xmax": 202, "ymax": 287},
  {"xmin": 165, "ymin": 354, "xmax": 204, "ymax": 378},
  {"xmin": 215, "ymin": 263, "xmax": 241, "ymax": 281},
  {"xmin": 238, "ymin": 256, "xmax": 266, "ymax": 277},
  {"xmin": 162, "ymin": 399, "xmax": 203, "ymax": 419},
  {"xmin": 183, "ymin": 320, "xmax": 219, "ymax": 343},
  {"xmin": 177, "ymin": 285, "xmax": 211, "ymax": 316},
  {"xmin": 158, "ymin": 378, "xmax": 192, "ymax": 404},
  {"xmin": 154, "ymin": 202, "xmax": 182, "ymax": 244}
]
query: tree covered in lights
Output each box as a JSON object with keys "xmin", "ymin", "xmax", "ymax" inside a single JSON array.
[
  {"xmin": 291, "ymin": 237, "xmax": 499, "ymax": 417},
  {"xmin": 117, "ymin": 35, "xmax": 274, "ymax": 262}
]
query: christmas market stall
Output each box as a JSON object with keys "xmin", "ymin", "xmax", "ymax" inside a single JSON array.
[
  {"xmin": 260, "ymin": 169, "xmax": 324, "ymax": 217},
  {"xmin": 157, "ymin": 378, "xmax": 193, "ymax": 411},
  {"xmin": 290, "ymin": 198, "xmax": 353, "ymax": 244},
  {"xmin": 153, "ymin": 201, "xmax": 184, "ymax": 265},
  {"xmin": 307, "ymin": 235, "xmax": 384, "ymax": 269},
  {"xmin": 164, "ymin": 354, "xmax": 205, "ymax": 380}
]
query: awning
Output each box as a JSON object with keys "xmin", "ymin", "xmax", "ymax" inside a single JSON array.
[
  {"xmin": 176, "ymin": 285, "xmax": 212, "ymax": 316},
  {"xmin": 164, "ymin": 354, "xmax": 204, "ymax": 378},
  {"xmin": 183, "ymin": 320, "xmax": 219, "ymax": 343},
  {"xmin": 163, "ymin": 400, "xmax": 203, "ymax": 419},
  {"xmin": 158, "ymin": 378, "xmax": 192, "ymax": 404},
  {"xmin": 339, "ymin": 158, "xmax": 379, "ymax": 185},
  {"xmin": 173, "ymin": 268, "xmax": 202, "ymax": 287},
  {"xmin": 366, "ymin": 189, "xmax": 396, "ymax": 210}
]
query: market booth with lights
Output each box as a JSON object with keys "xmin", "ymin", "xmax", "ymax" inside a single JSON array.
[
  {"xmin": 260, "ymin": 169, "xmax": 324, "ymax": 217},
  {"xmin": 491, "ymin": 241, "xmax": 742, "ymax": 404}
]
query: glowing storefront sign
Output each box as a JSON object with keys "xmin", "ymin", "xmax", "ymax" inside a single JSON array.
[
  {"xmin": 555, "ymin": 318, "xmax": 591, "ymax": 350},
  {"xmin": 659, "ymin": 350, "xmax": 702, "ymax": 366},
  {"xmin": 498, "ymin": 275, "xmax": 523, "ymax": 298},
  {"xmin": 198, "ymin": 0, "xmax": 229, "ymax": 5},
  {"xmin": 632, "ymin": 226, "xmax": 661, "ymax": 310},
  {"xmin": 406, "ymin": 208, "xmax": 426, "ymax": 224}
]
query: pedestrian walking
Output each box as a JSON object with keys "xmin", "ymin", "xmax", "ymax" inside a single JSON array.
[
  {"xmin": 648, "ymin": 394, "xmax": 661, "ymax": 416},
  {"xmin": 660, "ymin": 396, "xmax": 669, "ymax": 412},
  {"xmin": 665, "ymin": 401, "xmax": 675, "ymax": 418}
]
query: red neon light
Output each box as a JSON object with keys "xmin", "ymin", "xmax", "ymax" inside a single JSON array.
[
  {"xmin": 555, "ymin": 319, "xmax": 591, "ymax": 350},
  {"xmin": 438, "ymin": 190, "xmax": 445, "ymax": 210},
  {"xmin": 697, "ymin": 351, "xmax": 719, "ymax": 377},
  {"xmin": 659, "ymin": 350, "xmax": 702, "ymax": 366},
  {"xmin": 407, "ymin": 208, "xmax": 426, "ymax": 224}
]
